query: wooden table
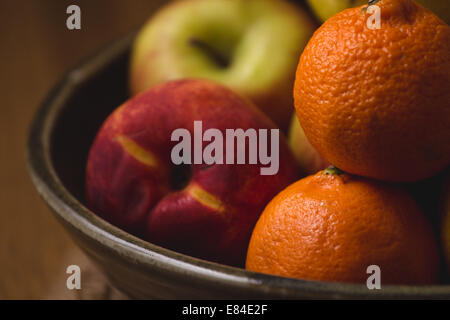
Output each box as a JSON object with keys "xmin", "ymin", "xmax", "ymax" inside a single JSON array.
[{"xmin": 0, "ymin": 0, "xmax": 165, "ymax": 299}]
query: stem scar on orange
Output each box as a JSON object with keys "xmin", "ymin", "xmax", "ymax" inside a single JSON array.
[
  {"xmin": 246, "ymin": 168, "xmax": 439, "ymax": 285},
  {"xmin": 294, "ymin": 0, "xmax": 450, "ymax": 182}
]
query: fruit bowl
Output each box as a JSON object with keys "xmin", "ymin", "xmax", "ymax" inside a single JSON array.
[{"xmin": 27, "ymin": 34, "xmax": 450, "ymax": 299}]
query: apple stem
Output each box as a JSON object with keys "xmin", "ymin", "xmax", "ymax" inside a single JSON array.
[{"xmin": 189, "ymin": 38, "xmax": 230, "ymax": 69}]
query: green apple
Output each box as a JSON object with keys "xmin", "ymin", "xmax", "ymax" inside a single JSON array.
[
  {"xmin": 288, "ymin": 113, "xmax": 329, "ymax": 175},
  {"xmin": 306, "ymin": 0, "xmax": 366, "ymax": 22},
  {"xmin": 307, "ymin": 0, "xmax": 450, "ymax": 24},
  {"xmin": 130, "ymin": 0, "xmax": 316, "ymax": 131}
]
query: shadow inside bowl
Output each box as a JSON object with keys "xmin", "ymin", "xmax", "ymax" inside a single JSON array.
[{"xmin": 50, "ymin": 44, "xmax": 129, "ymax": 204}]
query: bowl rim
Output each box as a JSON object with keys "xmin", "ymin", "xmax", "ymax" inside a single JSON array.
[{"xmin": 26, "ymin": 34, "xmax": 450, "ymax": 299}]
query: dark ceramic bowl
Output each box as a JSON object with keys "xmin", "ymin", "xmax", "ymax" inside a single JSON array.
[{"xmin": 27, "ymin": 34, "xmax": 450, "ymax": 299}]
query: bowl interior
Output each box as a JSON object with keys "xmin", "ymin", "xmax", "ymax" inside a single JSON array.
[
  {"xmin": 30, "ymin": 35, "xmax": 450, "ymax": 299},
  {"xmin": 50, "ymin": 46, "xmax": 130, "ymax": 203}
]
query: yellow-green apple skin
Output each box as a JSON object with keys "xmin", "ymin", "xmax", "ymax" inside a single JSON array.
[
  {"xmin": 307, "ymin": 0, "xmax": 450, "ymax": 24},
  {"xmin": 130, "ymin": 0, "xmax": 316, "ymax": 132},
  {"xmin": 288, "ymin": 113, "xmax": 329, "ymax": 176},
  {"xmin": 306, "ymin": 0, "xmax": 366, "ymax": 22}
]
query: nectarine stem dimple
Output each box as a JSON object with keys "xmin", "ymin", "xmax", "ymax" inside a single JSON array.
[{"xmin": 170, "ymin": 164, "xmax": 192, "ymax": 191}]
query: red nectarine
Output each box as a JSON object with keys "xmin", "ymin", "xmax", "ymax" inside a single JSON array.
[{"xmin": 86, "ymin": 79, "xmax": 298, "ymax": 266}]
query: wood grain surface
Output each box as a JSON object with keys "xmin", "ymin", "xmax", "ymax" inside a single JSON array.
[{"xmin": 0, "ymin": 0, "xmax": 165, "ymax": 299}]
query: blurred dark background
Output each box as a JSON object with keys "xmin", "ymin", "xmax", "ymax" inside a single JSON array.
[{"xmin": 0, "ymin": 0, "xmax": 168, "ymax": 299}]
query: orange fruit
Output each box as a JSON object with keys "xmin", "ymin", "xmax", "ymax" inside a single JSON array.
[
  {"xmin": 294, "ymin": 0, "xmax": 450, "ymax": 182},
  {"xmin": 246, "ymin": 168, "xmax": 439, "ymax": 284}
]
